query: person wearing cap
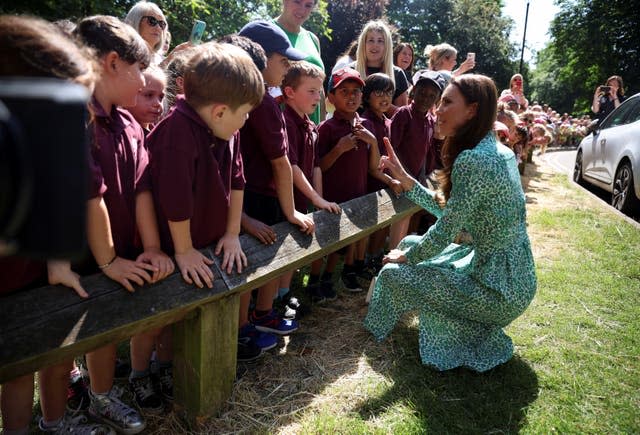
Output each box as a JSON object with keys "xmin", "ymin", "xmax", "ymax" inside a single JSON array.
[
  {"xmin": 318, "ymin": 67, "xmax": 399, "ymax": 292},
  {"xmin": 388, "ymin": 70, "xmax": 446, "ymax": 249},
  {"xmin": 236, "ymin": 20, "xmax": 315, "ymax": 339},
  {"xmin": 498, "ymin": 93, "xmax": 521, "ymax": 113}
]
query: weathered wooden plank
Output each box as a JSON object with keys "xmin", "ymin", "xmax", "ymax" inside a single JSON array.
[
  {"xmin": 0, "ymin": 189, "xmax": 419, "ymax": 384},
  {"xmin": 173, "ymin": 294, "xmax": 239, "ymax": 423}
]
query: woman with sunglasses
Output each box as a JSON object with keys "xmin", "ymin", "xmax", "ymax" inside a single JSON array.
[
  {"xmin": 125, "ymin": 1, "xmax": 168, "ymax": 65},
  {"xmin": 500, "ymin": 73, "xmax": 528, "ymax": 113}
]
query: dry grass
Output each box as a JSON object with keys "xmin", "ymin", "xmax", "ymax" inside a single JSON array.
[{"xmin": 139, "ymin": 156, "xmax": 579, "ymax": 434}]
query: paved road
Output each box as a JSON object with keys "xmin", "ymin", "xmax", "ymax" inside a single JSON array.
[
  {"xmin": 541, "ymin": 148, "xmax": 639, "ymax": 223},
  {"xmin": 541, "ymin": 148, "xmax": 576, "ymax": 177}
]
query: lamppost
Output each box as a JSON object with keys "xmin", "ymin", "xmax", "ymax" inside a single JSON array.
[{"xmin": 519, "ymin": 0, "xmax": 530, "ymax": 74}]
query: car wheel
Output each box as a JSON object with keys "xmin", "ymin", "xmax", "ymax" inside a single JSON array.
[
  {"xmin": 611, "ymin": 161, "xmax": 640, "ymax": 214},
  {"xmin": 573, "ymin": 150, "xmax": 585, "ymax": 185}
]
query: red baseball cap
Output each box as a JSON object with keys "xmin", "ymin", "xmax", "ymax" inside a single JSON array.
[{"xmin": 328, "ymin": 67, "xmax": 365, "ymax": 93}]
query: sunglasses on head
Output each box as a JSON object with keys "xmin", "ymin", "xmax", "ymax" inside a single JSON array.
[{"xmin": 143, "ymin": 16, "xmax": 166, "ymax": 29}]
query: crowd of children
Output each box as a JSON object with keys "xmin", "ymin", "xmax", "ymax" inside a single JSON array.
[{"xmin": 1, "ymin": 5, "xmax": 593, "ymax": 434}]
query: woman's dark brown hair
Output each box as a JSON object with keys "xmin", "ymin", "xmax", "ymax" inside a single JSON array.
[
  {"xmin": 0, "ymin": 15, "xmax": 95, "ymax": 87},
  {"xmin": 393, "ymin": 42, "xmax": 414, "ymax": 72},
  {"xmin": 437, "ymin": 74, "xmax": 497, "ymax": 203},
  {"xmin": 74, "ymin": 15, "xmax": 151, "ymax": 69}
]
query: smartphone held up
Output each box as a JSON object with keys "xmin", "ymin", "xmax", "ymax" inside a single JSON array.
[{"xmin": 189, "ymin": 20, "xmax": 206, "ymax": 45}]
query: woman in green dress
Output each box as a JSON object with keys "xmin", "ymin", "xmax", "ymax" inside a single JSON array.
[{"xmin": 364, "ymin": 74, "xmax": 536, "ymax": 372}]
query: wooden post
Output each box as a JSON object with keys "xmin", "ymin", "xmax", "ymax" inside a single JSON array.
[{"xmin": 173, "ymin": 293, "xmax": 240, "ymax": 425}]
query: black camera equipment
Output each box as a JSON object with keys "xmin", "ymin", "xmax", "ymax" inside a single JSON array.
[{"xmin": 0, "ymin": 78, "xmax": 90, "ymax": 260}]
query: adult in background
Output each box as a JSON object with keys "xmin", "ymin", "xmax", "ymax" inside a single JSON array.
[
  {"xmin": 124, "ymin": 0, "xmax": 167, "ymax": 65},
  {"xmin": 423, "ymin": 42, "xmax": 475, "ymax": 84},
  {"xmin": 393, "ymin": 41, "xmax": 415, "ymax": 85},
  {"xmin": 364, "ymin": 74, "xmax": 537, "ymax": 372},
  {"xmin": 352, "ymin": 20, "xmax": 409, "ymax": 113},
  {"xmin": 500, "ymin": 73, "xmax": 528, "ymax": 113},
  {"xmin": 332, "ymin": 39, "xmax": 358, "ymax": 73},
  {"xmin": 591, "ymin": 75, "xmax": 626, "ymax": 122},
  {"xmin": 274, "ymin": 0, "xmax": 325, "ymax": 123}
]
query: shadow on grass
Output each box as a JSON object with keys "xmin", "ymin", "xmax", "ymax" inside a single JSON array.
[{"xmin": 359, "ymin": 324, "xmax": 539, "ymax": 433}]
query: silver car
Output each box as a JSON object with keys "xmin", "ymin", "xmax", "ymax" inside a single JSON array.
[{"xmin": 573, "ymin": 93, "xmax": 640, "ymax": 215}]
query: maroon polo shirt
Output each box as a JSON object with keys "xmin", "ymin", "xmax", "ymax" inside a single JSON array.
[
  {"xmin": 147, "ymin": 96, "xmax": 245, "ymax": 253},
  {"xmin": 0, "ymin": 256, "xmax": 46, "ymax": 295},
  {"xmin": 89, "ymin": 99, "xmax": 150, "ymax": 259},
  {"xmin": 283, "ymin": 104, "xmax": 319, "ymax": 213},
  {"xmin": 318, "ymin": 111, "xmax": 373, "ymax": 203},
  {"xmin": 361, "ymin": 108, "xmax": 391, "ymax": 192},
  {"xmin": 389, "ymin": 102, "xmax": 435, "ymax": 178},
  {"xmin": 239, "ymin": 92, "xmax": 288, "ymax": 198}
]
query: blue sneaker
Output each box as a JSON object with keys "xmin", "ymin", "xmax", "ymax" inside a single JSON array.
[
  {"xmin": 239, "ymin": 323, "xmax": 278, "ymax": 351},
  {"xmin": 250, "ymin": 309, "xmax": 299, "ymax": 335}
]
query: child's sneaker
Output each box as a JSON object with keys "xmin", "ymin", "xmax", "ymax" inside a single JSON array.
[
  {"xmin": 239, "ymin": 323, "xmax": 278, "ymax": 352},
  {"xmin": 89, "ymin": 389, "xmax": 146, "ymax": 435},
  {"xmin": 250, "ymin": 309, "xmax": 299, "ymax": 335},
  {"xmin": 39, "ymin": 413, "xmax": 115, "ymax": 435},
  {"xmin": 129, "ymin": 374, "xmax": 164, "ymax": 414},
  {"xmin": 342, "ymin": 272, "xmax": 363, "ymax": 292},
  {"xmin": 320, "ymin": 278, "xmax": 337, "ymax": 301},
  {"xmin": 237, "ymin": 335, "xmax": 264, "ymax": 362},
  {"xmin": 151, "ymin": 365, "xmax": 173, "ymax": 402},
  {"xmin": 305, "ymin": 281, "xmax": 326, "ymax": 304},
  {"xmin": 67, "ymin": 373, "xmax": 90, "ymax": 413}
]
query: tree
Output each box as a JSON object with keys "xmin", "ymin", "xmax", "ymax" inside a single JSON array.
[
  {"xmin": 386, "ymin": 0, "xmax": 517, "ymax": 88},
  {"xmin": 530, "ymin": 0, "xmax": 640, "ymax": 114},
  {"xmin": 0, "ymin": 0, "xmax": 329, "ymax": 50}
]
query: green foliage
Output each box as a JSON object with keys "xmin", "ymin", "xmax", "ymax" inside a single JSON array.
[
  {"xmin": 0, "ymin": 0, "xmax": 329, "ymax": 50},
  {"xmin": 386, "ymin": 0, "xmax": 518, "ymax": 89},
  {"xmin": 318, "ymin": 0, "xmax": 388, "ymax": 74},
  {"xmin": 530, "ymin": 0, "xmax": 640, "ymax": 114}
]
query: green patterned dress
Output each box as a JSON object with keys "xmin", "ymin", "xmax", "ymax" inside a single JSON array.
[{"xmin": 364, "ymin": 133, "xmax": 536, "ymax": 372}]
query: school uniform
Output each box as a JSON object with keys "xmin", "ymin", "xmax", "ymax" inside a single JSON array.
[
  {"xmin": 283, "ymin": 104, "xmax": 319, "ymax": 213},
  {"xmin": 318, "ymin": 111, "xmax": 373, "ymax": 204},
  {"xmin": 361, "ymin": 108, "xmax": 391, "ymax": 193},
  {"xmin": 239, "ymin": 93, "xmax": 289, "ymax": 225},
  {"xmin": 389, "ymin": 102, "xmax": 436, "ymax": 179},
  {"xmin": 89, "ymin": 98, "xmax": 150, "ymax": 260},
  {"xmin": 147, "ymin": 96, "xmax": 245, "ymax": 253}
]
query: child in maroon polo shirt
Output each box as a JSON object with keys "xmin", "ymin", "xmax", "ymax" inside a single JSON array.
[
  {"xmin": 75, "ymin": 15, "xmax": 175, "ymax": 431},
  {"xmin": 237, "ymin": 20, "xmax": 315, "ymax": 337},
  {"xmin": 361, "ymin": 73, "xmax": 397, "ymax": 274},
  {"xmin": 388, "ymin": 70, "xmax": 445, "ymax": 249},
  {"xmin": 319, "ymin": 67, "xmax": 399, "ymax": 292},
  {"xmin": 148, "ymin": 43, "xmax": 266, "ymax": 363},
  {"xmin": 280, "ymin": 62, "xmax": 341, "ymax": 304}
]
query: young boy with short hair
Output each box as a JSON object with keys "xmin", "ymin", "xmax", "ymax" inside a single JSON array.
[
  {"xmin": 388, "ymin": 70, "xmax": 445, "ymax": 248},
  {"xmin": 237, "ymin": 20, "xmax": 315, "ymax": 337},
  {"xmin": 318, "ymin": 67, "xmax": 399, "ymax": 292},
  {"xmin": 281, "ymin": 62, "xmax": 341, "ymax": 304},
  {"xmin": 147, "ymin": 42, "xmax": 265, "ymax": 361}
]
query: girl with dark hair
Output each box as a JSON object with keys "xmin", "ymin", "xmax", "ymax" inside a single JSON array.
[{"xmin": 365, "ymin": 74, "xmax": 536, "ymax": 372}]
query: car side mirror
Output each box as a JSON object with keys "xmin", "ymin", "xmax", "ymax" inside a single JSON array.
[{"xmin": 587, "ymin": 119, "xmax": 600, "ymax": 134}]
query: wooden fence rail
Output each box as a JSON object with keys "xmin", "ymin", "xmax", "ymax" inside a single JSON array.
[{"xmin": 0, "ymin": 189, "xmax": 420, "ymax": 421}]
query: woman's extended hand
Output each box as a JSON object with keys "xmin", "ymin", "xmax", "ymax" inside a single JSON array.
[
  {"xmin": 379, "ymin": 137, "xmax": 415, "ymax": 192},
  {"xmin": 382, "ymin": 249, "xmax": 408, "ymax": 265}
]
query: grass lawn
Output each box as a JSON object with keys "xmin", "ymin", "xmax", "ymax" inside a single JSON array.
[
  {"xmin": 200, "ymin": 159, "xmax": 639, "ymax": 434},
  {"xmin": 7, "ymin": 157, "xmax": 639, "ymax": 434}
]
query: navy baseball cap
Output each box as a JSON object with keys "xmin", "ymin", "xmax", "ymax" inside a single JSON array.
[
  {"xmin": 238, "ymin": 20, "xmax": 306, "ymax": 61},
  {"xmin": 413, "ymin": 70, "xmax": 446, "ymax": 92}
]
